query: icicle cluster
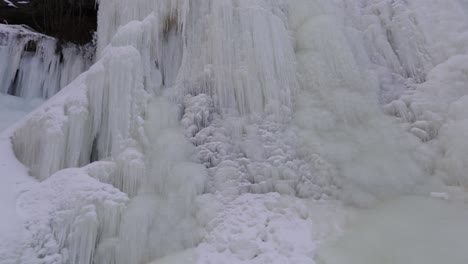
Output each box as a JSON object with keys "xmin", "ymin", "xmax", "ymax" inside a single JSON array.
[
  {"xmin": 12, "ymin": 45, "xmax": 148, "ymax": 180},
  {"xmin": 0, "ymin": 25, "xmax": 92, "ymax": 99},
  {"xmin": 11, "ymin": 28, "xmax": 150, "ymax": 262},
  {"xmin": 177, "ymin": 0, "xmax": 298, "ymax": 117}
]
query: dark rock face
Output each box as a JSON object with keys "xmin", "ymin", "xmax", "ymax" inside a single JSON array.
[{"xmin": 0, "ymin": 0, "xmax": 97, "ymax": 44}]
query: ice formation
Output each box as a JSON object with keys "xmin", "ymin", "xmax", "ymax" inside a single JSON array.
[
  {"xmin": 17, "ymin": 163, "xmax": 128, "ymax": 264},
  {"xmin": 290, "ymin": 0, "xmax": 434, "ymax": 205},
  {"xmin": 0, "ymin": 25, "xmax": 92, "ymax": 99},
  {"xmin": 1, "ymin": 0, "xmax": 468, "ymax": 263}
]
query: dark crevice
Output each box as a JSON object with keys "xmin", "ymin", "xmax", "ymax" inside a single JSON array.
[
  {"xmin": 7, "ymin": 70, "xmax": 19, "ymax": 96},
  {"xmin": 24, "ymin": 39, "xmax": 37, "ymax": 52},
  {"xmin": 90, "ymin": 136, "xmax": 99, "ymax": 163}
]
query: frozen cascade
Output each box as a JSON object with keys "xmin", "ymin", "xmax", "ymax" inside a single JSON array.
[
  {"xmin": 0, "ymin": 25, "xmax": 92, "ymax": 99},
  {"xmin": 2, "ymin": 0, "xmax": 468, "ymax": 263},
  {"xmin": 287, "ymin": 0, "xmax": 468, "ymax": 263},
  {"xmin": 111, "ymin": 97, "xmax": 206, "ymax": 264},
  {"xmin": 290, "ymin": 0, "xmax": 432, "ymax": 205},
  {"xmin": 0, "ymin": 24, "xmax": 93, "ymax": 132}
]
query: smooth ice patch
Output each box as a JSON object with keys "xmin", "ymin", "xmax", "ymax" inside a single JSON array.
[
  {"xmin": 0, "ymin": 94, "xmax": 43, "ymax": 131},
  {"xmin": 149, "ymin": 249, "xmax": 196, "ymax": 264},
  {"xmin": 316, "ymin": 195, "xmax": 468, "ymax": 264}
]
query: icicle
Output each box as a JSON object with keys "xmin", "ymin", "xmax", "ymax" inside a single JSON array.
[
  {"xmin": 177, "ymin": 0, "xmax": 298, "ymax": 118},
  {"xmin": 12, "ymin": 45, "xmax": 148, "ymax": 180},
  {"xmin": 96, "ymin": 0, "xmax": 188, "ymax": 57},
  {"xmin": 0, "ymin": 25, "xmax": 92, "ymax": 100}
]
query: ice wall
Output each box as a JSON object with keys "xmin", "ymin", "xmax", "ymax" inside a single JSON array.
[
  {"xmin": 9, "ymin": 0, "xmax": 309, "ymax": 262},
  {"xmin": 12, "ymin": 45, "xmax": 148, "ymax": 180},
  {"xmin": 10, "ymin": 1, "xmax": 195, "ymax": 262},
  {"xmin": 97, "ymin": 0, "xmax": 297, "ymax": 117},
  {"xmin": 370, "ymin": 0, "xmax": 468, "ymax": 188},
  {"xmin": 10, "ymin": 41, "xmax": 149, "ymax": 263},
  {"xmin": 0, "ymin": 25, "xmax": 92, "ymax": 99},
  {"xmin": 289, "ymin": 0, "xmax": 432, "ymax": 206},
  {"xmin": 178, "ymin": 0, "xmax": 297, "ymax": 117}
]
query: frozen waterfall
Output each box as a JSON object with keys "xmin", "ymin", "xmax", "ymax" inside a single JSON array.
[
  {"xmin": 0, "ymin": 24, "xmax": 93, "ymax": 130},
  {"xmin": 1, "ymin": 0, "xmax": 468, "ymax": 263},
  {"xmin": 0, "ymin": 25, "xmax": 92, "ymax": 99}
]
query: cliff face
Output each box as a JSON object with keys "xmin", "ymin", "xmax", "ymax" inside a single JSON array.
[{"xmin": 0, "ymin": 0, "xmax": 97, "ymax": 44}]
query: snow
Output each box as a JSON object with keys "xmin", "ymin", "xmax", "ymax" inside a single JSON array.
[
  {"xmin": 1, "ymin": 0, "xmax": 468, "ymax": 263},
  {"xmin": 2, "ymin": 0, "xmax": 16, "ymax": 7},
  {"xmin": 0, "ymin": 133, "xmax": 33, "ymax": 264},
  {"xmin": 195, "ymin": 193, "xmax": 348, "ymax": 264}
]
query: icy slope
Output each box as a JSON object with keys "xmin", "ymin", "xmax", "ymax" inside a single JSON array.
[{"xmin": 1, "ymin": 0, "xmax": 468, "ymax": 263}]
